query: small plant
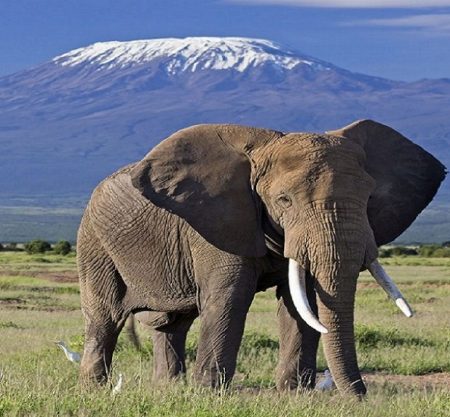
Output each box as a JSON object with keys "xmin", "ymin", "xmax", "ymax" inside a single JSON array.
[
  {"xmin": 53, "ymin": 240, "xmax": 72, "ymax": 255},
  {"xmin": 24, "ymin": 239, "xmax": 52, "ymax": 254}
]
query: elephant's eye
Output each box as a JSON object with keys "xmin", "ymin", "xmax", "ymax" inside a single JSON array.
[{"xmin": 276, "ymin": 194, "xmax": 292, "ymax": 209}]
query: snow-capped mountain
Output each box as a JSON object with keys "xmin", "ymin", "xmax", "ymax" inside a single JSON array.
[
  {"xmin": 53, "ymin": 37, "xmax": 327, "ymax": 73},
  {"xmin": 0, "ymin": 37, "xmax": 448, "ymax": 242}
]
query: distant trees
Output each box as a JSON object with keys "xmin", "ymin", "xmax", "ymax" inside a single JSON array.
[
  {"xmin": 5, "ymin": 242, "xmax": 17, "ymax": 251},
  {"xmin": 0, "ymin": 242, "xmax": 18, "ymax": 251},
  {"xmin": 22, "ymin": 239, "xmax": 72, "ymax": 255},
  {"xmin": 379, "ymin": 246, "xmax": 418, "ymax": 257},
  {"xmin": 3, "ymin": 238, "xmax": 449, "ymax": 258},
  {"xmin": 418, "ymin": 245, "xmax": 450, "ymax": 258},
  {"xmin": 24, "ymin": 239, "xmax": 52, "ymax": 254},
  {"xmin": 53, "ymin": 240, "xmax": 72, "ymax": 255},
  {"xmin": 379, "ymin": 244, "xmax": 450, "ymax": 258}
]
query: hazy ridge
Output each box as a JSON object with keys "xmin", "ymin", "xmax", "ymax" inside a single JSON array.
[{"xmin": 0, "ymin": 37, "xmax": 448, "ymax": 242}]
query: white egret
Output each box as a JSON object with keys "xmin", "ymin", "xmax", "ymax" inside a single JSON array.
[
  {"xmin": 55, "ymin": 341, "xmax": 81, "ymax": 363},
  {"xmin": 112, "ymin": 373, "xmax": 123, "ymax": 395},
  {"xmin": 316, "ymin": 369, "xmax": 335, "ymax": 391}
]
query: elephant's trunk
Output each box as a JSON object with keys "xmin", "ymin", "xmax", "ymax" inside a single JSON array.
[
  {"xmin": 313, "ymin": 244, "xmax": 367, "ymax": 395},
  {"xmin": 285, "ymin": 202, "xmax": 370, "ymax": 395},
  {"xmin": 314, "ymin": 266, "xmax": 365, "ymax": 395},
  {"xmin": 287, "ymin": 263, "xmax": 365, "ymax": 394}
]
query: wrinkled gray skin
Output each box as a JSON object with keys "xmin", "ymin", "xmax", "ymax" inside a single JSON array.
[{"xmin": 77, "ymin": 120, "xmax": 445, "ymax": 395}]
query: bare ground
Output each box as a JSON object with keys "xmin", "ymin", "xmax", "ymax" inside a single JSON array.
[{"xmin": 0, "ymin": 270, "xmax": 78, "ymax": 282}]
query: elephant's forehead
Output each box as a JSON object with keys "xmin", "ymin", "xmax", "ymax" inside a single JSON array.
[
  {"xmin": 263, "ymin": 134, "xmax": 373, "ymax": 200},
  {"xmin": 270, "ymin": 133, "xmax": 365, "ymax": 173}
]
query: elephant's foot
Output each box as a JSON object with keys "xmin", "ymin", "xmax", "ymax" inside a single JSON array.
[
  {"xmin": 79, "ymin": 340, "xmax": 112, "ymax": 385},
  {"xmin": 193, "ymin": 367, "xmax": 233, "ymax": 389},
  {"xmin": 79, "ymin": 320, "xmax": 125, "ymax": 386},
  {"xmin": 276, "ymin": 365, "xmax": 316, "ymax": 391}
]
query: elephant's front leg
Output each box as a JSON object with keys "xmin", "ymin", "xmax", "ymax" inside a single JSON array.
[
  {"xmin": 193, "ymin": 258, "xmax": 258, "ymax": 388},
  {"xmin": 276, "ymin": 272, "xmax": 320, "ymax": 390}
]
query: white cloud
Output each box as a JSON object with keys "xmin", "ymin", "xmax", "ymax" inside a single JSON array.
[
  {"xmin": 345, "ymin": 14, "xmax": 450, "ymax": 32},
  {"xmin": 226, "ymin": 0, "xmax": 450, "ymax": 8}
]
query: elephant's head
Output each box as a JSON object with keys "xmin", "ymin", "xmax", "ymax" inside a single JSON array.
[{"xmin": 130, "ymin": 121, "xmax": 445, "ymax": 395}]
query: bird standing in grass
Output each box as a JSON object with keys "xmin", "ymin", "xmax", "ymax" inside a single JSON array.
[
  {"xmin": 112, "ymin": 373, "xmax": 123, "ymax": 395},
  {"xmin": 56, "ymin": 340, "xmax": 123, "ymax": 394},
  {"xmin": 55, "ymin": 341, "xmax": 81, "ymax": 363},
  {"xmin": 316, "ymin": 369, "xmax": 335, "ymax": 391}
]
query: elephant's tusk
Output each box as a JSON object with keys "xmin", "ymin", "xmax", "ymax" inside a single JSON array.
[
  {"xmin": 368, "ymin": 260, "xmax": 413, "ymax": 318},
  {"xmin": 288, "ymin": 259, "xmax": 328, "ymax": 334}
]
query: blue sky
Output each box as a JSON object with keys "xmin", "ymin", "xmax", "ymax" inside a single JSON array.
[{"xmin": 1, "ymin": 0, "xmax": 449, "ymax": 80}]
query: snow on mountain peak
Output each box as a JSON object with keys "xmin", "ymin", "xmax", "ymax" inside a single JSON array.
[{"xmin": 53, "ymin": 37, "xmax": 328, "ymax": 74}]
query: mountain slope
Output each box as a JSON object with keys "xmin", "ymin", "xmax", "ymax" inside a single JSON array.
[{"xmin": 0, "ymin": 37, "xmax": 448, "ymax": 242}]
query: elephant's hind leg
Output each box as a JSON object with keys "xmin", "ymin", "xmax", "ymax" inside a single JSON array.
[
  {"xmin": 77, "ymin": 222, "xmax": 128, "ymax": 384},
  {"xmin": 151, "ymin": 311, "xmax": 198, "ymax": 381}
]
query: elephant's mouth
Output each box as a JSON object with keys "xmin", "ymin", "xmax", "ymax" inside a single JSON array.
[{"xmin": 288, "ymin": 258, "xmax": 413, "ymax": 334}]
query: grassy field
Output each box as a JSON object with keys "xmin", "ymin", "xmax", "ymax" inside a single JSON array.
[{"xmin": 0, "ymin": 253, "xmax": 449, "ymax": 417}]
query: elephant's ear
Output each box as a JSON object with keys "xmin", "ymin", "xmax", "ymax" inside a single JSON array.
[
  {"xmin": 130, "ymin": 124, "xmax": 268, "ymax": 257},
  {"xmin": 327, "ymin": 120, "xmax": 446, "ymax": 245}
]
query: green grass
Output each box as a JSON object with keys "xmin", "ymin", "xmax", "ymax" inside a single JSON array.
[
  {"xmin": 0, "ymin": 252, "xmax": 76, "ymax": 272},
  {"xmin": 0, "ymin": 255, "xmax": 449, "ymax": 416}
]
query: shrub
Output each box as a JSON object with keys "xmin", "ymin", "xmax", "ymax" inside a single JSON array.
[
  {"xmin": 53, "ymin": 240, "xmax": 72, "ymax": 255},
  {"xmin": 0, "ymin": 243, "xmax": 3, "ymax": 251},
  {"xmin": 378, "ymin": 248, "xmax": 392, "ymax": 258},
  {"xmin": 418, "ymin": 244, "xmax": 442, "ymax": 257},
  {"xmin": 431, "ymin": 247, "xmax": 450, "ymax": 258},
  {"xmin": 24, "ymin": 239, "xmax": 51, "ymax": 254},
  {"xmin": 378, "ymin": 246, "xmax": 417, "ymax": 257},
  {"xmin": 390, "ymin": 246, "xmax": 418, "ymax": 256}
]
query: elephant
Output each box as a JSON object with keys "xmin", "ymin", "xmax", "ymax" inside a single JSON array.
[{"xmin": 77, "ymin": 120, "xmax": 445, "ymax": 395}]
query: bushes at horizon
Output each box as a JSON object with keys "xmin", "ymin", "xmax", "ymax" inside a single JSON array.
[
  {"xmin": 379, "ymin": 246, "xmax": 418, "ymax": 258},
  {"xmin": 0, "ymin": 242, "xmax": 19, "ymax": 252},
  {"xmin": 0, "ymin": 242, "xmax": 20, "ymax": 252},
  {"xmin": 8, "ymin": 239, "xmax": 450, "ymax": 258},
  {"xmin": 380, "ymin": 244, "xmax": 450, "ymax": 258},
  {"xmin": 24, "ymin": 239, "xmax": 52, "ymax": 254},
  {"xmin": 21, "ymin": 239, "xmax": 72, "ymax": 255},
  {"xmin": 415, "ymin": 244, "xmax": 450, "ymax": 257},
  {"xmin": 5, "ymin": 242, "xmax": 18, "ymax": 251},
  {"xmin": 53, "ymin": 240, "xmax": 71, "ymax": 255}
]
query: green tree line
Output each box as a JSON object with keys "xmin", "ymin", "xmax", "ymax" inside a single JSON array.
[
  {"xmin": 0, "ymin": 240, "xmax": 72, "ymax": 255},
  {"xmin": 1, "ymin": 240, "xmax": 450, "ymax": 257},
  {"xmin": 379, "ymin": 243, "xmax": 450, "ymax": 258}
]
